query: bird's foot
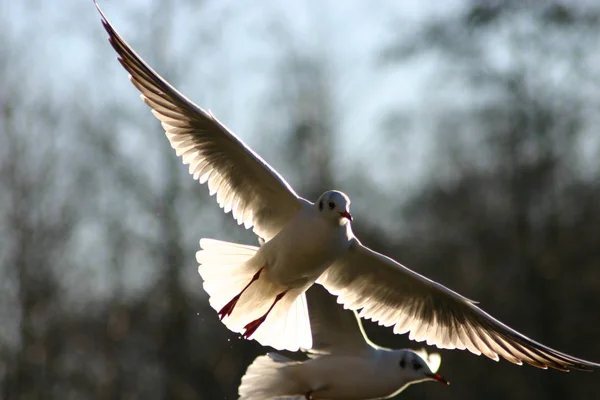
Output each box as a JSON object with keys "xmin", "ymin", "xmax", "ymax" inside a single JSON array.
[
  {"xmin": 217, "ymin": 295, "xmax": 240, "ymax": 320},
  {"xmin": 242, "ymin": 315, "xmax": 266, "ymax": 339},
  {"xmin": 217, "ymin": 268, "xmax": 264, "ymax": 321},
  {"xmin": 305, "ymin": 391, "xmax": 314, "ymax": 400},
  {"xmin": 241, "ymin": 289, "xmax": 287, "ymax": 340}
]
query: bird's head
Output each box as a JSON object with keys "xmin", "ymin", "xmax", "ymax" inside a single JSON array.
[
  {"xmin": 396, "ymin": 350, "xmax": 449, "ymax": 387},
  {"xmin": 316, "ymin": 190, "xmax": 352, "ymax": 225}
]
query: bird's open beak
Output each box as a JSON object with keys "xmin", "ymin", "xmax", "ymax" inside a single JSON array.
[
  {"xmin": 426, "ymin": 373, "xmax": 450, "ymax": 386},
  {"xmin": 338, "ymin": 211, "xmax": 353, "ymax": 221}
]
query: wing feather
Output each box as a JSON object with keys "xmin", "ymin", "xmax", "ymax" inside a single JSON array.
[
  {"xmin": 318, "ymin": 239, "xmax": 600, "ymax": 371},
  {"xmin": 95, "ymin": 2, "xmax": 303, "ymax": 239},
  {"xmin": 304, "ymin": 285, "xmax": 373, "ymax": 356}
]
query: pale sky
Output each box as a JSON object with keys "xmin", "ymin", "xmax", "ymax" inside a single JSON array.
[
  {"xmin": 4, "ymin": 0, "xmax": 600, "ymax": 303},
  {"xmin": 3, "ymin": 0, "xmax": 466, "ymax": 193}
]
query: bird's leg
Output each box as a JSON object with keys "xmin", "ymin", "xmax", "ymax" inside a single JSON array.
[
  {"xmin": 217, "ymin": 267, "xmax": 263, "ymax": 320},
  {"xmin": 242, "ymin": 290, "xmax": 288, "ymax": 339},
  {"xmin": 304, "ymin": 391, "xmax": 314, "ymax": 400}
]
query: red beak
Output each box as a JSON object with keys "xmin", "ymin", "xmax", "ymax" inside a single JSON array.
[
  {"xmin": 338, "ymin": 211, "xmax": 353, "ymax": 221},
  {"xmin": 426, "ymin": 373, "xmax": 450, "ymax": 386}
]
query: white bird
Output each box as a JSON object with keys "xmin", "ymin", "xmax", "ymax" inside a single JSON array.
[
  {"xmin": 238, "ymin": 284, "xmax": 448, "ymax": 400},
  {"xmin": 96, "ymin": 2, "xmax": 600, "ymax": 371}
]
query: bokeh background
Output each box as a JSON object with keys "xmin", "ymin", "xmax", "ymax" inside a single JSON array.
[{"xmin": 2, "ymin": 0, "xmax": 600, "ymax": 399}]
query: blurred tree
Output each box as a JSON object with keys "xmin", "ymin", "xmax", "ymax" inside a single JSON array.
[
  {"xmin": 376, "ymin": 1, "xmax": 600, "ymax": 399},
  {"xmin": 2, "ymin": 1, "xmax": 599, "ymax": 399},
  {"xmin": 258, "ymin": 19, "xmax": 337, "ymax": 200},
  {"xmin": 81, "ymin": 1, "xmax": 226, "ymax": 397},
  {"xmin": 0, "ymin": 42, "xmax": 86, "ymax": 400}
]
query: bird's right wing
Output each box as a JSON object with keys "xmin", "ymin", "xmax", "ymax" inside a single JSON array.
[
  {"xmin": 304, "ymin": 284, "xmax": 372, "ymax": 356},
  {"xmin": 413, "ymin": 348, "xmax": 442, "ymax": 374},
  {"xmin": 318, "ymin": 239, "xmax": 600, "ymax": 371},
  {"xmin": 95, "ymin": 2, "xmax": 303, "ymax": 240}
]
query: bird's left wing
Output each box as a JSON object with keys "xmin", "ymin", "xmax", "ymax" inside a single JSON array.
[
  {"xmin": 304, "ymin": 284, "xmax": 372, "ymax": 356},
  {"xmin": 318, "ymin": 239, "xmax": 600, "ymax": 372},
  {"xmin": 95, "ymin": 2, "xmax": 303, "ymax": 240}
]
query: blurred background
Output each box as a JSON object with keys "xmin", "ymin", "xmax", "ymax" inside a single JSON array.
[{"xmin": 1, "ymin": 0, "xmax": 600, "ymax": 398}]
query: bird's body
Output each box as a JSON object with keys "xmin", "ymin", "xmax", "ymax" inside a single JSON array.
[
  {"xmin": 95, "ymin": 0, "xmax": 600, "ymax": 372},
  {"xmin": 291, "ymin": 352, "xmax": 399, "ymax": 399},
  {"xmin": 197, "ymin": 191, "xmax": 353, "ymax": 349},
  {"xmin": 241, "ymin": 352, "xmax": 430, "ymax": 400},
  {"xmin": 238, "ymin": 285, "xmax": 448, "ymax": 400},
  {"xmin": 257, "ymin": 199, "xmax": 352, "ymax": 288}
]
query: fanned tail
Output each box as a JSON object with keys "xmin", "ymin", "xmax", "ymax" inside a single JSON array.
[{"xmin": 197, "ymin": 239, "xmax": 312, "ymax": 351}]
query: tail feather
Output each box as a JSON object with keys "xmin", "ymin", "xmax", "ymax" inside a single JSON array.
[
  {"xmin": 238, "ymin": 353, "xmax": 304, "ymax": 400},
  {"xmin": 197, "ymin": 238, "xmax": 312, "ymax": 351},
  {"xmin": 249, "ymin": 290, "xmax": 312, "ymax": 351}
]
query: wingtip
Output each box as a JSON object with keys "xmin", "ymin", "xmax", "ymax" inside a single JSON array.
[
  {"xmin": 94, "ymin": 0, "xmax": 104, "ymax": 19},
  {"xmin": 94, "ymin": 1, "xmax": 112, "ymax": 36},
  {"xmin": 93, "ymin": 0, "xmax": 102, "ymax": 14},
  {"xmin": 571, "ymin": 362, "xmax": 600, "ymax": 372}
]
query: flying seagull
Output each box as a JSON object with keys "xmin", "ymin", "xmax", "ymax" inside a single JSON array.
[
  {"xmin": 239, "ymin": 284, "xmax": 448, "ymax": 400},
  {"xmin": 95, "ymin": 1, "xmax": 600, "ymax": 371}
]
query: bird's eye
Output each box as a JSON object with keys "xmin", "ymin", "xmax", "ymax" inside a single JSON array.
[
  {"xmin": 413, "ymin": 362, "xmax": 423, "ymax": 371},
  {"xmin": 328, "ymin": 201, "xmax": 335, "ymax": 210},
  {"xmin": 399, "ymin": 358, "xmax": 406, "ymax": 369}
]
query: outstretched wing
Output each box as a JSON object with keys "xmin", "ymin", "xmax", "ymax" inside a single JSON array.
[
  {"xmin": 95, "ymin": 2, "xmax": 303, "ymax": 240},
  {"xmin": 304, "ymin": 284, "xmax": 372, "ymax": 356},
  {"xmin": 318, "ymin": 239, "xmax": 600, "ymax": 371}
]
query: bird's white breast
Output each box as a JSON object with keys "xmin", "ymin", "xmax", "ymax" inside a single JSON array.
[
  {"xmin": 259, "ymin": 206, "xmax": 351, "ymax": 288},
  {"xmin": 293, "ymin": 353, "xmax": 403, "ymax": 400}
]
